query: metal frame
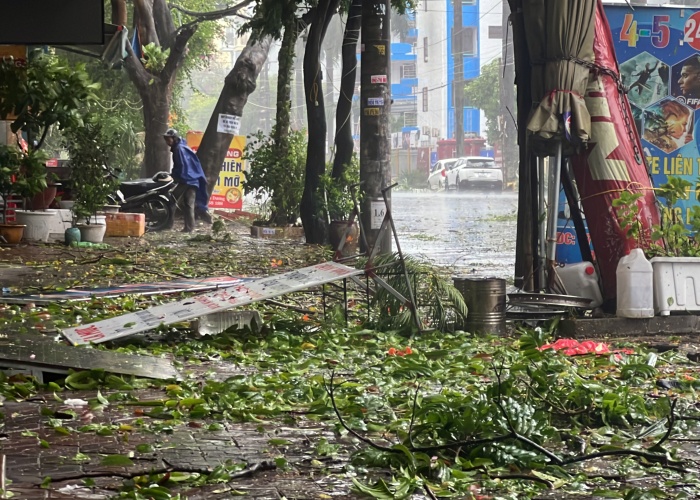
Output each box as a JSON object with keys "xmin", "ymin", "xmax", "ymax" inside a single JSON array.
[{"xmin": 331, "ymin": 183, "xmax": 422, "ymax": 331}]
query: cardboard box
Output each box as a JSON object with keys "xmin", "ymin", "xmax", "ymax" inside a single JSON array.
[{"xmin": 105, "ymin": 213, "xmax": 145, "ymax": 237}]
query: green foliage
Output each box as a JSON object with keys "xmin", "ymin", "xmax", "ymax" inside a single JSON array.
[
  {"xmin": 368, "ymin": 253, "xmax": 468, "ymax": 332},
  {"xmin": 396, "ymin": 169, "xmax": 429, "ymax": 190},
  {"xmin": 319, "ymin": 155, "xmax": 359, "ymax": 220},
  {"xmin": 0, "ymin": 51, "xmax": 99, "ymax": 149},
  {"xmin": 141, "ymin": 43, "xmax": 170, "ymax": 74},
  {"xmin": 464, "ymin": 58, "xmax": 503, "ymax": 146},
  {"xmin": 64, "ymin": 122, "xmax": 120, "ymax": 224},
  {"xmin": 612, "ymin": 190, "xmax": 644, "ymax": 243},
  {"xmin": 0, "ymin": 146, "xmax": 49, "ymax": 220},
  {"xmin": 243, "ymin": 129, "xmax": 307, "ymax": 225},
  {"xmin": 616, "ymin": 176, "xmax": 700, "ymax": 257}
]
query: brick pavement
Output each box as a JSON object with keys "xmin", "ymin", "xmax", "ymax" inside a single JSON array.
[{"xmin": 1, "ymin": 388, "xmax": 358, "ymax": 499}]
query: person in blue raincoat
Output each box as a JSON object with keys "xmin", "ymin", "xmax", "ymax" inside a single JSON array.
[{"xmin": 163, "ymin": 128, "xmax": 212, "ymax": 232}]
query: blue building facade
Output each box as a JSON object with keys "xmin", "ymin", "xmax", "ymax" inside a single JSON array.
[{"xmin": 447, "ymin": 0, "xmax": 481, "ymax": 138}]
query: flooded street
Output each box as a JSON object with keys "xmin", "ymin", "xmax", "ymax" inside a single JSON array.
[{"xmin": 391, "ymin": 190, "xmax": 518, "ymax": 280}]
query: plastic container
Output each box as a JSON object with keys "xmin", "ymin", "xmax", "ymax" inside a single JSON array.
[
  {"xmin": 556, "ymin": 262, "xmax": 603, "ymax": 308},
  {"xmin": 616, "ymin": 248, "xmax": 654, "ymax": 318},
  {"xmin": 64, "ymin": 227, "xmax": 81, "ymax": 246}
]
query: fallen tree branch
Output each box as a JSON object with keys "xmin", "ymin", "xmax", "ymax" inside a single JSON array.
[
  {"xmin": 326, "ymin": 371, "xmax": 515, "ymax": 454},
  {"xmin": 43, "ymin": 460, "xmax": 275, "ymax": 484}
]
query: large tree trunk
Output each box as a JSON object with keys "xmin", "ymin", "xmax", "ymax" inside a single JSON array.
[
  {"xmin": 111, "ymin": 0, "xmax": 127, "ymax": 25},
  {"xmin": 325, "ymin": 46, "xmax": 334, "ymax": 161},
  {"xmin": 197, "ymin": 37, "xmax": 272, "ymax": 191},
  {"xmin": 332, "ymin": 0, "xmax": 361, "ymax": 179},
  {"xmin": 300, "ymin": 0, "xmax": 341, "ymax": 245},
  {"xmin": 273, "ymin": 12, "xmax": 298, "ymax": 154},
  {"xmin": 141, "ymin": 88, "xmax": 172, "ymax": 176},
  {"xmin": 124, "ymin": 23, "xmax": 197, "ymax": 176}
]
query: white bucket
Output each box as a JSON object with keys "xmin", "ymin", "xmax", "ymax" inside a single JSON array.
[{"xmin": 616, "ymin": 248, "xmax": 654, "ymax": 318}]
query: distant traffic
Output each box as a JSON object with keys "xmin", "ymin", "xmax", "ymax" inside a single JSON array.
[{"xmin": 427, "ymin": 156, "xmax": 503, "ymax": 191}]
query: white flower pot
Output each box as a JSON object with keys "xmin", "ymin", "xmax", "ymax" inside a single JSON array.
[
  {"xmin": 650, "ymin": 257, "xmax": 700, "ymax": 315},
  {"xmin": 14, "ymin": 209, "xmax": 58, "ymax": 242},
  {"xmin": 77, "ymin": 223, "xmax": 106, "ymax": 243}
]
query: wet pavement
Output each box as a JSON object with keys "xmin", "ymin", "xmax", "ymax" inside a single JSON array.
[
  {"xmin": 391, "ymin": 189, "xmax": 518, "ymax": 279},
  {"xmin": 0, "ymin": 198, "xmax": 520, "ymax": 499},
  {"xmin": 1, "ymin": 388, "xmax": 356, "ymax": 499}
]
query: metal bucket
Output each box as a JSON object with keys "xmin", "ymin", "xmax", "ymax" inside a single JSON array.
[{"xmin": 453, "ymin": 276, "xmax": 506, "ymax": 335}]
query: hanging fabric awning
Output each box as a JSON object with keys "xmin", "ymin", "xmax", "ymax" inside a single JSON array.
[{"xmin": 523, "ymin": 0, "xmax": 597, "ymax": 157}]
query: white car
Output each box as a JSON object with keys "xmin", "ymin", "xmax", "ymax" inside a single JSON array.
[
  {"xmin": 446, "ymin": 156, "xmax": 503, "ymax": 191},
  {"xmin": 427, "ymin": 158, "xmax": 460, "ymax": 190}
]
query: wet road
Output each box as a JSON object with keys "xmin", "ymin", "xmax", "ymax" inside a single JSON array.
[{"xmin": 390, "ymin": 189, "xmax": 518, "ymax": 279}]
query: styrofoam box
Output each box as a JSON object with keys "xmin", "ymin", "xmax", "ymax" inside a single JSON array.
[{"xmin": 650, "ymin": 257, "xmax": 700, "ymax": 316}]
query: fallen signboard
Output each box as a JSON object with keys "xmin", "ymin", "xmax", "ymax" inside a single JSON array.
[
  {"xmin": 61, "ymin": 262, "xmax": 363, "ymax": 346},
  {"xmin": 1, "ymin": 275, "xmax": 252, "ymax": 304},
  {"xmin": 0, "ymin": 334, "xmax": 179, "ymax": 381}
]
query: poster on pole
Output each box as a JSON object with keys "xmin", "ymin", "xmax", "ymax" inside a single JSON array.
[
  {"xmin": 606, "ymin": 5, "xmax": 700, "ymax": 224},
  {"xmin": 187, "ymin": 131, "xmax": 245, "ymax": 210}
]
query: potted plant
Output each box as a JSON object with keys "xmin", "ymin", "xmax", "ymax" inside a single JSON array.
[
  {"xmin": 319, "ymin": 155, "xmax": 360, "ymax": 256},
  {"xmin": 0, "ymin": 50, "xmax": 99, "ymax": 242},
  {"xmin": 0, "ymin": 145, "xmax": 50, "ymax": 244},
  {"xmin": 65, "ymin": 123, "xmax": 120, "ymax": 243},
  {"xmin": 243, "ymin": 129, "xmax": 306, "ymax": 239},
  {"xmin": 615, "ymin": 176, "xmax": 700, "ymax": 315}
]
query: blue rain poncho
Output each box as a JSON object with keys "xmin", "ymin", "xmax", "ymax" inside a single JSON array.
[{"xmin": 170, "ymin": 140, "xmax": 209, "ymax": 211}]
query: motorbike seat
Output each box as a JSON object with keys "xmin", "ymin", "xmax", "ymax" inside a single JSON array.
[{"xmin": 120, "ymin": 178, "xmax": 171, "ymax": 198}]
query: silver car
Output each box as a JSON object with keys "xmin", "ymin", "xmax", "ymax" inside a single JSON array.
[{"xmin": 446, "ymin": 156, "xmax": 503, "ymax": 191}]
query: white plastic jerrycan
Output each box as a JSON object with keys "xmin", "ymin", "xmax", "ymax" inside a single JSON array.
[{"xmin": 616, "ymin": 248, "xmax": 654, "ymax": 318}]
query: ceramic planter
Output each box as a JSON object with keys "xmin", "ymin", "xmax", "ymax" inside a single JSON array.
[
  {"xmin": 650, "ymin": 257, "xmax": 700, "ymax": 315},
  {"xmin": 0, "ymin": 224, "xmax": 25, "ymax": 245},
  {"xmin": 77, "ymin": 223, "xmax": 106, "ymax": 243},
  {"xmin": 14, "ymin": 209, "xmax": 58, "ymax": 242}
]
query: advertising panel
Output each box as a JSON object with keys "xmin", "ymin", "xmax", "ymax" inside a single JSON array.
[
  {"xmin": 606, "ymin": 5, "xmax": 700, "ymax": 224},
  {"xmin": 186, "ymin": 131, "xmax": 245, "ymax": 210}
]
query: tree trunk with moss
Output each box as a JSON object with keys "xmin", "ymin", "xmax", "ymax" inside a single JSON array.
[
  {"xmin": 269, "ymin": 11, "xmax": 299, "ymax": 224},
  {"xmin": 332, "ymin": 0, "xmax": 361, "ymax": 180}
]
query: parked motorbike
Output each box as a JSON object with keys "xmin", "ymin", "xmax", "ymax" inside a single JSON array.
[{"xmin": 108, "ymin": 172, "xmax": 175, "ymax": 232}]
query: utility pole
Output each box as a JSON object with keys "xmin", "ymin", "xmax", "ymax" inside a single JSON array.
[
  {"xmin": 500, "ymin": 0, "xmax": 517, "ymax": 182},
  {"xmin": 360, "ymin": 0, "xmax": 392, "ymax": 254},
  {"xmin": 453, "ymin": 0, "xmax": 464, "ymax": 157}
]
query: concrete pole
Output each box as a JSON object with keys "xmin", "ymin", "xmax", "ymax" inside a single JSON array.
[
  {"xmin": 360, "ymin": 0, "xmax": 392, "ymax": 254},
  {"xmin": 500, "ymin": 1, "xmax": 517, "ymax": 183},
  {"xmin": 453, "ymin": 0, "xmax": 464, "ymax": 157}
]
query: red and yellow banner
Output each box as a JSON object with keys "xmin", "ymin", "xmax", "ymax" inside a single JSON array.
[{"xmin": 186, "ymin": 131, "xmax": 245, "ymax": 210}]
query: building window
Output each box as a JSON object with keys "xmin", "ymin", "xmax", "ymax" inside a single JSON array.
[
  {"xmin": 404, "ymin": 112, "xmax": 418, "ymax": 127},
  {"xmin": 400, "ymin": 63, "xmax": 416, "ymax": 79},
  {"xmin": 423, "ymin": 36, "xmax": 428, "ymax": 62},
  {"xmin": 422, "ymin": 87, "xmax": 428, "ymax": 112},
  {"xmin": 462, "ymin": 26, "xmax": 477, "ymax": 56}
]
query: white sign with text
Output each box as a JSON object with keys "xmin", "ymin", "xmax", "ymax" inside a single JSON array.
[
  {"xmin": 61, "ymin": 262, "xmax": 363, "ymax": 346},
  {"xmin": 217, "ymin": 114, "xmax": 242, "ymax": 135}
]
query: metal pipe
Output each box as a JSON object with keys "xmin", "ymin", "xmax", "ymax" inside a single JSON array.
[
  {"xmin": 537, "ymin": 156, "xmax": 546, "ymax": 290},
  {"xmin": 546, "ymin": 142, "xmax": 563, "ymax": 264}
]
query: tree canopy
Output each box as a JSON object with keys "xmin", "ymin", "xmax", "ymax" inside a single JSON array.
[{"xmin": 464, "ymin": 57, "xmax": 501, "ymax": 146}]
